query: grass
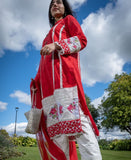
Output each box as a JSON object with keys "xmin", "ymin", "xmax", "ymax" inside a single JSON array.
[
  {"xmin": 6, "ymin": 147, "xmax": 131, "ymax": 160},
  {"xmin": 6, "ymin": 147, "xmax": 41, "ymax": 160},
  {"xmin": 101, "ymin": 150, "xmax": 131, "ymax": 160}
]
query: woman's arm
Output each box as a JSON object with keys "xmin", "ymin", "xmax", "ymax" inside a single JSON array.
[
  {"xmin": 40, "ymin": 15, "xmax": 87, "ymax": 56},
  {"xmin": 55, "ymin": 15, "xmax": 87, "ymax": 55}
]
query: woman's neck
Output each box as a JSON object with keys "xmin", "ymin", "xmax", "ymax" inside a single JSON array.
[{"xmin": 55, "ymin": 15, "xmax": 63, "ymax": 22}]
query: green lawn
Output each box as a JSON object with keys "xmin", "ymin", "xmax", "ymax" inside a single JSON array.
[
  {"xmin": 6, "ymin": 147, "xmax": 131, "ymax": 160},
  {"xmin": 101, "ymin": 150, "xmax": 131, "ymax": 160},
  {"xmin": 6, "ymin": 147, "xmax": 41, "ymax": 160}
]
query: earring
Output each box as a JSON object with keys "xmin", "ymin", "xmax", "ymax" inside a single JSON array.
[{"xmin": 51, "ymin": 17, "xmax": 54, "ymax": 20}]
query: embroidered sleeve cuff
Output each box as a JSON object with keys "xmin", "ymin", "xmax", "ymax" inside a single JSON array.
[{"xmin": 55, "ymin": 36, "xmax": 81, "ymax": 55}]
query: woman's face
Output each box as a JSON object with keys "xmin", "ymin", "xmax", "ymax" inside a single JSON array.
[{"xmin": 51, "ymin": 0, "xmax": 65, "ymax": 20}]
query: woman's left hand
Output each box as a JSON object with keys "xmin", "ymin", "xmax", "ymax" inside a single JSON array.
[{"xmin": 40, "ymin": 43, "xmax": 56, "ymax": 55}]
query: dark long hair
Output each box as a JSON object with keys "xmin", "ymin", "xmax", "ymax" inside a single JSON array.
[{"xmin": 48, "ymin": 0, "xmax": 75, "ymax": 27}]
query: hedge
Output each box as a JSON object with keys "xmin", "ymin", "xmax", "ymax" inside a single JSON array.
[{"xmin": 99, "ymin": 139, "xmax": 131, "ymax": 151}]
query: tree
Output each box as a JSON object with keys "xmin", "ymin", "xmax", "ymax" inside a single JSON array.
[
  {"xmin": 100, "ymin": 73, "xmax": 131, "ymax": 134},
  {"xmin": 0, "ymin": 129, "xmax": 23, "ymax": 159},
  {"xmin": 85, "ymin": 94, "xmax": 100, "ymax": 128},
  {"xmin": 0, "ymin": 129, "xmax": 9, "ymax": 138}
]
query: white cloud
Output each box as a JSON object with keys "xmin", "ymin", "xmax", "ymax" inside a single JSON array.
[
  {"xmin": 10, "ymin": 90, "xmax": 31, "ymax": 106},
  {"xmin": 99, "ymin": 127, "xmax": 131, "ymax": 140},
  {"xmin": 80, "ymin": 0, "xmax": 131, "ymax": 86},
  {"xmin": 0, "ymin": 0, "xmax": 50, "ymax": 57},
  {"xmin": 1, "ymin": 122, "xmax": 35, "ymax": 138},
  {"xmin": 68, "ymin": 0, "xmax": 87, "ymax": 9},
  {"xmin": 91, "ymin": 91, "xmax": 109, "ymax": 108},
  {"xmin": 0, "ymin": 101, "xmax": 8, "ymax": 112},
  {"xmin": 1, "ymin": 0, "xmax": 130, "ymax": 86},
  {"xmin": 0, "ymin": 0, "xmax": 86, "ymax": 57}
]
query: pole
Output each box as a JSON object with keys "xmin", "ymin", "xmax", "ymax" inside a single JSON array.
[{"xmin": 14, "ymin": 107, "xmax": 19, "ymax": 137}]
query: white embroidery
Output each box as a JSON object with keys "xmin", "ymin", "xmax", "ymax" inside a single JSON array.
[
  {"xmin": 42, "ymin": 86, "xmax": 80, "ymax": 127},
  {"xmin": 64, "ymin": 36, "xmax": 81, "ymax": 53},
  {"xmin": 56, "ymin": 36, "xmax": 81, "ymax": 55}
]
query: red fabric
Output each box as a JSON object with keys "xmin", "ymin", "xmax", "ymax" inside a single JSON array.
[
  {"xmin": 40, "ymin": 15, "xmax": 99, "ymax": 136},
  {"xmin": 38, "ymin": 112, "xmax": 67, "ymax": 160},
  {"xmin": 47, "ymin": 119, "xmax": 82, "ymax": 138},
  {"xmin": 30, "ymin": 79, "xmax": 78, "ymax": 160},
  {"xmin": 69, "ymin": 141, "xmax": 78, "ymax": 160},
  {"xmin": 57, "ymin": 15, "xmax": 87, "ymax": 54}
]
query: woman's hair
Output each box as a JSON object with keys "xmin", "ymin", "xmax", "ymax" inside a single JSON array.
[{"xmin": 48, "ymin": 0, "xmax": 75, "ymax": 27}]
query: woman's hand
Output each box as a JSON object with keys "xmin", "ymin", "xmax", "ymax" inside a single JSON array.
[
  {"xmin": 40, "ymin": 43, "xmax": 61, "ymax": 55},
  {"xmin": 40, "ymin": 43, "xmax": 56, "ymax": 56}
]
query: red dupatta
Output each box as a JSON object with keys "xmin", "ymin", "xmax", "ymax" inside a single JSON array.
[{"xmin": 30, "ymin": 79, "xmax": 78, "ymax": 160}]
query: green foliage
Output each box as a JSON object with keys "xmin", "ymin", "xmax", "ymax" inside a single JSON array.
[
  {"xmin": 11, "ymin": 136, "xmax": 37, "ymax": 147},
  {"xmin": 0, "ymin": 129, "xmax": 10, "ymax": 138},
  {"xmin": 0, "ymin": 129, "xmax": 37, "ymax": 159},
  {"xmin": 0, "ymin": 129, "xmax": 13, "ymax": 149},
  {"xmin": 85, "ymin": 94, "xmax": 100, "ymax": 128},
  {"xmin": 0, "ymin": 129, "xmax": 24, "ymax": 160},
  {"xmin": 109, "ymin": 139, "xmax": 131, "ymax": 151},
  {"xmin": 99, "ymin": 139, "xmax": 112, "ymax": 150},
  {"xmin": 99, "ymin": 139, "xmax": 131, "ymax": 151},
  {"xmin": 100, "ymin": 73, "xmax": 131, "ymax": 134}
]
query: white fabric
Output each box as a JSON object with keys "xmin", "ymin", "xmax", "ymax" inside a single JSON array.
[
  {"xmin": 53, "ymin": 109, "xmax": 102, "ymax": 160},
  {"xmin": 42, "ymin": 86, "xmax": 80, "ymax": 128},
  {"xmin": 53, "ymin": 135, "xmax": 70, "ymax": 160},
  {"xmin": 76, "ymin": 110, "xmax": 102, "ymax": 160}
]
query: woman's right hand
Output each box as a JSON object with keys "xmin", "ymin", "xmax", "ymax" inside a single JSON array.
[
  {"xmin": 40, "ymin": 43, "xmax": 61, "ymax": 56},
  {"xmin": 40, "ymin": 43, "xmax": 55, "ymax": 55}
]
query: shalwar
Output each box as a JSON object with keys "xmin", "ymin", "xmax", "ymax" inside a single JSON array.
[
  {"xmin": 31, "ymin": 15, "xmax": 102, "ymax": 159},
  {"xmin": 53, "ymin": 109, "xmax": 102, "ymax": 160}
]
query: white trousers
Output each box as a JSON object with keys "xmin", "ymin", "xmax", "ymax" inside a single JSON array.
[{"xmin": 53, "ymin": 110, "xmax": 102, "ymax": 160}]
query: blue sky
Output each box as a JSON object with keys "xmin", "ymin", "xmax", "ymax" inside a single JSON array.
[{"xmin": 0, "ymin": 0, "xmax": 131, "ymax": 139}]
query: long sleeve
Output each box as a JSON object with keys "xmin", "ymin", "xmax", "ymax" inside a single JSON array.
[{"xmin": 55, "ymin": 15, "xmax": 87, "ymax": 55}]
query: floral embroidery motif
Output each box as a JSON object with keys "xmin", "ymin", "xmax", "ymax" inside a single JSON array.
[
  {"xmin": 66, "ymin": 36, "xmax": 79, "ymax": 52},
  {"xmin": 56, "ymin": 36, "xmax": 81, "ymax": 55},
  {"xmin": 67, "ymin": 102, "xmax": 76, "ymax": 113},
  {"xmin": 49, "ymin": 104, "xmax": 58, "ymax": 120},
  {"xmin": 46, "ymin": 97, "xmax": 82, "ymax": 138},
  {"xmin": 59, "ymin": 105, "xmax": 63, "ymax": 114},
  {"xmin": 49, "ymin": 104, "xmax": 63, "ymax": 120},
  {"xmin": 49, "ymin": 100, "xmax": 78, "ymax": 120}
]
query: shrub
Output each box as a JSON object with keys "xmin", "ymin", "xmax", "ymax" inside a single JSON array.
[
  {"xmin": 11, "ymin": 136, "xmax": 37, "ymax": 147},
  {"xmin": 98, "ymin": 139, "xmax": 111, "ymax": 150},
  {"xmin": 98, "ymin": 139, "xmax": 131, "ymax": 151},
  {"xmin": 0, "ymin": 129, "xmax": 24, "ymax": 160},
  {"xmin": 109, "ymin": 139, "xmax": 131, "ymax": 151}
]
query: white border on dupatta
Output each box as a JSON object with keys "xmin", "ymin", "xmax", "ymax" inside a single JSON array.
[{"xmin": 59, "ymin": 25, "xmax": 65, "ymax": 88}]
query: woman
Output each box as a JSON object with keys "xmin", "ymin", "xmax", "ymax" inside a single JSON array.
[{"xmin": 31, "ymin": 0, "xmax": 102, "ymax": 159}]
